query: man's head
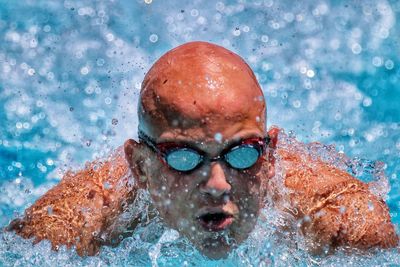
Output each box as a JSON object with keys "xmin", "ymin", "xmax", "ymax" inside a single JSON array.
[{"xmin": 125, "ymin": 41, "xmax": 274, "ymax": 258}]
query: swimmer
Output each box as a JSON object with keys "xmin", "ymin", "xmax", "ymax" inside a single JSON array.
[{"xmin": 8, "ymin": 41, "xmax": 398, "ymax": 258}]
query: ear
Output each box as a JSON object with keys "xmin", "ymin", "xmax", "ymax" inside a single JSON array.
[
  {"xmin": 124, "ymin": 139, "xmax": 149, "ymax": 189},
  {"xmin": 267, "ymin": 126, "xmax": 279, "ymax": 179}
]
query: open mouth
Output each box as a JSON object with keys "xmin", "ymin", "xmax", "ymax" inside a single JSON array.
[{"xmin": 197, "ymin": 212, "xmax": 234, "ymax": 232}]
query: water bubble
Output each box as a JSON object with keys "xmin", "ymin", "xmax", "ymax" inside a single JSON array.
[
  {"xmin": 306, "ymin": 69, "xmax": 315, "ymax": 78},
  {"xmin": 261, "ymin": 35, "xmax": 269, "ymax": 42},
  {"xmin": 292, "ymin": 100, "xmax": 301, "ymax": 108},
  {"xmin": 69, "ymin": 107, "xmax": 74, "ymax": 111},
  {"xmin": 197, "ymin": 16, "xmax": 206, "ymax": 25},
  {"xmin": 106, "ymin": 33, "xmax": 114, "ymax": 41},
  {"xmin": 80, "ymin": 66, "xmax": 89, "ymax": 75},
  {"xmin": 233, "ymin": 28, "xmax": 241, "ymax": 36},
  {"xmin": 27, "ymin": 68, "xmax": 35, "ymax": 76},
  {"xmin": 264, "ymin": 0, "xmax": 273, "ymax": 7},
  {"xmin": 385, "ymin": 60, "xmax": 394, "ymax": 70},
  {"xmin": 216, "ymin": 2, "xmax": 224, "ymax": 11},
  {"xmin": 86, "ymin": 140, "xmax": 92, "ymax": 146},
  {"xmin": 46, "ymin": 72, "xmax": 54, "ymax": 81},
  {"xmin": 372, "ymin": 57, "xmax": 383, "ymax": 67},
  {"xmin": 190, "ymin": 9, "xmax": 199, "ymax": 17},
  {"xmin": 43, "ymin": 25, "xmax": 51, "ymax": 32},
  {"xmin": 378, "ymin": 28, "xmax": 389, "ymax": 39},
  {"xmin": 29, "ymin": 38, "xmax": 38, "ymax": 48},
  {"xmin": 14, "ymin": 162, "xmax": 22, "ymax": 168},
  {"xmin": 149, "ymin": 34, "xmax": 158, "ymax": 43},
  {"xmin": 351, "ymin": 43, "xmax": 362, "ymax": 54},
  {"xmin": 144, "ymin": 0, "xmax": 152, "ymax": 4},
  {"xmin": 363, "ymin": 97, "xmax": 372, "ymax": 107},
  {"xmin": 105, "ymin": 97, "xmax": 112, "ymax": 104},
  {"xmin": 283, "ymin": 13, "xmax": 294, "ymax": 22},
  {"xmin": 98, "ymin": 10, "xmax": 106, "ymax": 17},
  {"xmin": 296, "ymin": 14, "xmax": 304, "ymax": 22},
  {"xmin": 329, "ymin": 39, "xmax": 340, "ymax": 50},
  {"xmin": 96, "ymin": 58, "xmax": 105, "ymax": 66},
  {"xmin": 23, "ymin": 122, "xmax": 30, "ymax": 129}
]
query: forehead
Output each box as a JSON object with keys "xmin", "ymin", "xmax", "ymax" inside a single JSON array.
[
  {"xmin": 142, "ymin": 46, "xmax": 264, "ymax": 119},
  {"xmin": 153, "ymin": 115, "xmax": 265, "ymax": 156}
]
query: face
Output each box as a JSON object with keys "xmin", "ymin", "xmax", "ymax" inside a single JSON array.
[
  {"xmin": 125, "ymin": 41, "xmax": 272, "ymax": 259},
  {"xmin": 140, "ymin": 117, "xmax": 269, "ymax": 259}
]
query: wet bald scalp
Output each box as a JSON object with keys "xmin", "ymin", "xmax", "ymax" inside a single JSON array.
[{"xmin": 138, "ymin": 41, "xmax": 266, "ymax": 137}]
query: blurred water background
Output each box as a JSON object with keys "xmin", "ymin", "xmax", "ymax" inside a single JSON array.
[{"xmin": 0, "ymin": 0, "xmax": 399, "ymax": 266}]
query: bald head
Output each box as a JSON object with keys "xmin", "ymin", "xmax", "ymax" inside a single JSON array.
[{"xmin": 138, "ymin": 41, "xmax": 266, "ymax": 138}]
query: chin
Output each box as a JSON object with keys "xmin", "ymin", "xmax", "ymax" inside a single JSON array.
[{"xmin": 196, "ymin": 235, "xmax": 234, "ymax": 260}]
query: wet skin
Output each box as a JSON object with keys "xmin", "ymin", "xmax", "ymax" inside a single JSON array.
[{"xmin": 9, "ymin": 42, "xmax": 399, "ymax": 258}]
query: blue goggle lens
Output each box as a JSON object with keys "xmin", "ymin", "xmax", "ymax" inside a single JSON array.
[
  {"xmin": 165, "ymin": 148, "xmax": 202, "ymax": 172},
  {"xmin": 224, "ymin": 146, "xmax": 260, "ymax": 169}
]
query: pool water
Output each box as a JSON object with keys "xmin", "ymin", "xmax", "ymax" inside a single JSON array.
[{"xmin": 0, "ymin": 0, "xmax": 399, "ymax": 266}]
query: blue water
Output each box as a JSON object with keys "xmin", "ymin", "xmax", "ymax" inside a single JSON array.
[{"xmin": 0, "ymin": 0, "xmax": 399, "ymax": 266}]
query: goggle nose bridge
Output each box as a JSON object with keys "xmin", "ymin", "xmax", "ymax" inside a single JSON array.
[{"xmin": 208, "ymin": 155, "xmax": 223, "ymax": 162}]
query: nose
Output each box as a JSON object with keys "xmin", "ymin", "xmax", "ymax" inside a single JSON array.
[{"xmin": 200, "ymin": 162, "xmax": 231, "ymax": 198}]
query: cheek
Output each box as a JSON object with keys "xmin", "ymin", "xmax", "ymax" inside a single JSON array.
[
  {"xmin": 147, "ymin": 162, "xmax": 196, "ymax": 217},
  {"xmin": 230, "ymin": 168, "xmax": 265, "ymax": 210}
]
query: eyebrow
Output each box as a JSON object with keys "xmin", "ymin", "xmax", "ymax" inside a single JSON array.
[{"xmin": 154, "ymin": 134, "xmax": 266, "ymax": 156}]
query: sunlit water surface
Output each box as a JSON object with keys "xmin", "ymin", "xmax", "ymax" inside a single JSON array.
[{"xmin": 0, "ymin": 0, "xmax": 399, "ymax": 266}]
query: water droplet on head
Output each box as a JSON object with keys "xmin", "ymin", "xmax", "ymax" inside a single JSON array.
[
  {"xmin": 303, "ymin": 215, "xmax": 311, "ymax": 222},
  {"xmin": 47, "ymin": 206, "xmax": 53, "ymax": 215},
  {"xmin": 103, "ymin": 181, "xmax": 112, "ymax": 189},
  {"xmin": 339, "ymin": 206, "xmax": 346, "ymax": 214},
  {"xmin": 214, "ymin": 133, "xmax": 223, "ymax": 143}
]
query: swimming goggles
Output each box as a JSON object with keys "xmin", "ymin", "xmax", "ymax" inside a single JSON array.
[{"xmin": 138, "ymin": 130, "xmax": 270, "ymax": 172}]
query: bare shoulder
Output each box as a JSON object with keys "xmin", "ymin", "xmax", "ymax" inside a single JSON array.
[
  {"xmin": 8, "ymin": 146, "xmax": 136, "ymax": 256},
  {"xmin": 270, "ymin": 129, "xmax": 398, "ymax": 252}
]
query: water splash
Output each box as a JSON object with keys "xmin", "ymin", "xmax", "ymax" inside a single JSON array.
[{"xmin": 1, "ymin": 0, "xmax": 400, "ymax": 265}]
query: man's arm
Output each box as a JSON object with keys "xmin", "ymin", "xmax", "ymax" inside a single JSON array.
[
  {"xmin": 272, "ymin": 136, "xmax": 398, "ymax": 253},
  {"xmin": 8, "ymin": 147, "xmax": 137, "ymax": 256}
]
